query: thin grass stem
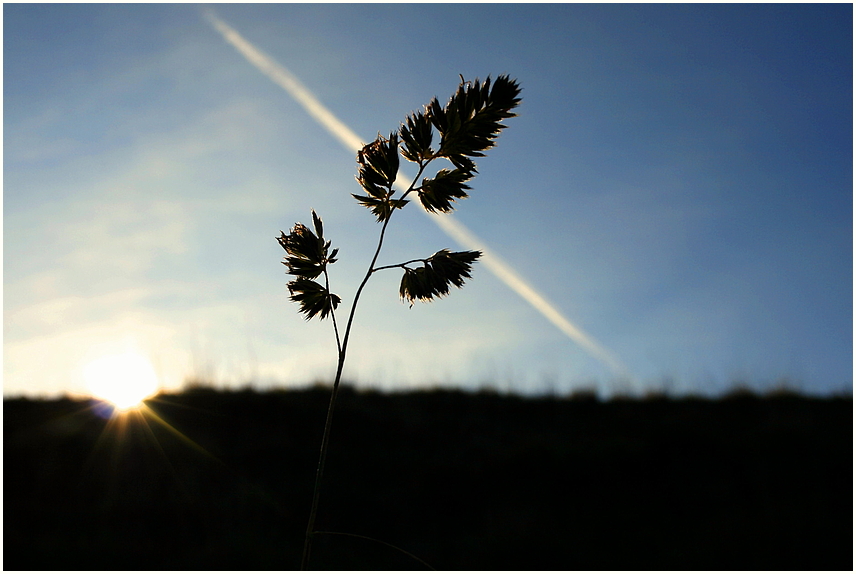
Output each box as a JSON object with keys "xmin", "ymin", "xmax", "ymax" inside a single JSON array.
[
  {"xmin": 300, "ymin": 164, "xmax": 429, "ymax": 570},
  {"xmin": 313, "ymin": 530, "xmax": 436, "ymax": 570}
]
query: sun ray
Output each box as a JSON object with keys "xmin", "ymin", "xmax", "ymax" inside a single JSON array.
[
  {"xmin": 136, "ymin": 399, "xmax": 226, "ymax": 463},
  {"xmin": 83, "ymin": 351, "xmax": 159, "ymax": 412}
]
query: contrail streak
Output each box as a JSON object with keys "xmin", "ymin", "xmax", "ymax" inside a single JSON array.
[
  {"xmin": 203, "ymin": 10, "xmax": 363, "ymax": 152},
  {"xmin": 427, "ymin": 216, "xmax": 629, "ymax": 377},
  {"xmin": 203, "ymin": 9, "xmax": 632, "ymax": 380}
]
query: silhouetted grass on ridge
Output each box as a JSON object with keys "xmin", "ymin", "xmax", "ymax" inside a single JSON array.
[{"xmin": 4, "ymin": 386, "xmax": 851, "ymax": 570}]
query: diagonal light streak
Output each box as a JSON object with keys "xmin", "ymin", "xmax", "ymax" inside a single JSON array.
[
  {"xmin": 427, "ymin": 215, "xmax": 629, "ymax": 377},
  {"xmin": 203, "ymin": 9, "xmax": 632, "ymax": 380}
]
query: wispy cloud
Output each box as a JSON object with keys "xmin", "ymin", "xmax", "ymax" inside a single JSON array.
[
  {"xmin": 3, "ymin": 96, "xmax": 294, "ymax": 395},
  {"xmin": 203, "ymin": 8, "xmax": 633, "ymax": 381}
]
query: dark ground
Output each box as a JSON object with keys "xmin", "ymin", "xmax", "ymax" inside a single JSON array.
[{"xmin": 4, "ymin": 386, "xmax": 852, "ymax": 570}]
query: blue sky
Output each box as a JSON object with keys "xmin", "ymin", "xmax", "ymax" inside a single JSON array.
[{"xmin": 4, "ymin": 3, "xmax": 852, "ymax": 398}]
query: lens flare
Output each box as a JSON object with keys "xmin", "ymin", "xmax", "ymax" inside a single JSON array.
[{"xmin": 84, "ymin": 351, "xmax": 159, "ymax": 411}]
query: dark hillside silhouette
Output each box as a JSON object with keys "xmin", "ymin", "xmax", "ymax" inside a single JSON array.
[{"xmin": 4, "ymin": 387, "xmax": 852, "ymax": 570}]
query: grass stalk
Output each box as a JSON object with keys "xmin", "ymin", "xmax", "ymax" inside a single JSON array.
[
  {"xmin": 300, "ymin": 168, "xmax": 423, "ymax": 570},
  {"xmin": 281, "ymin": 75, "xmax": 520, "ymax": 569}
]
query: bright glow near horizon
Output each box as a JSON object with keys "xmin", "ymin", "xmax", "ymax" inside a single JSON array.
[
  {"xmin": 4, "ymin": 4, "xmax": 851, "ymax": 399},
  {"xmin": 84, "ymin": 351, "xmax": 160, "ymax": 411}
]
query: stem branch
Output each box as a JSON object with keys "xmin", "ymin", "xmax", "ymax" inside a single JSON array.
[
  {"xmin": 300, "ymin": 160, "xmax": 430, "ymax": 570},
  {"xmin": 372, "ymin": 258, "xmax": 429, "ymax": 273}
]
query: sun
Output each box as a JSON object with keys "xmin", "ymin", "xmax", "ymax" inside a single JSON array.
[{"xmin": 84, "ymin": 351, "xmax": 159, "ymax": 412}]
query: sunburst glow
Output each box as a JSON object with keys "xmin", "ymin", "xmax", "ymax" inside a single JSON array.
[{"xmin": 84, "ymin": 351, "xmax": 159, "ymax": 411}]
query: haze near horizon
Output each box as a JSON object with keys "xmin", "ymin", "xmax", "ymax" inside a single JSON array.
[{"xmin": 4, "ymin": 4, "xmax": 852, "ymax": 399}]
